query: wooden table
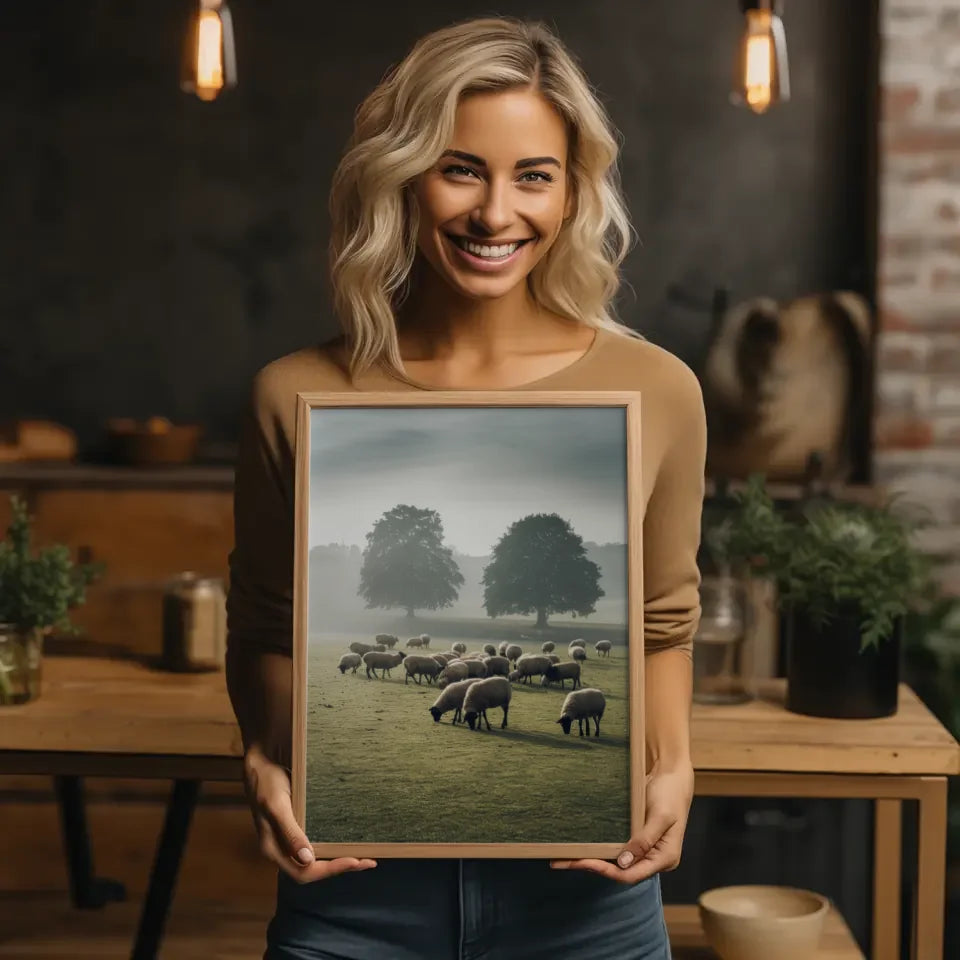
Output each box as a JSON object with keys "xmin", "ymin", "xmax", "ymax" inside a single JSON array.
[{"xmin": 0, "ymin": 657, "xmax": 957, "ymax": 960}]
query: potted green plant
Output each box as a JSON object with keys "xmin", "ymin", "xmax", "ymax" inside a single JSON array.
[
  {"xmin": 706, "ymin": 475, "xmax": 932, "ymax": 718},
  {"xmin": 0, "ymin": 495, "xmax": 102, "ymax": 705}
]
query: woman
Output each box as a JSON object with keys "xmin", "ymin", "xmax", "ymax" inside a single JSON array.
[{"xmin": 226, "ymin": 16, "xmax": 705, "ymax": 960}]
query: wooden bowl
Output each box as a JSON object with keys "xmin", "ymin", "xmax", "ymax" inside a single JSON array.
[
  {"xmin": 698, "ymin": 885, "xmax": 829, "ymax": 960},
  {"xmin": 106, "ymin": 418, "xmax": 202, "ymax": 465}
]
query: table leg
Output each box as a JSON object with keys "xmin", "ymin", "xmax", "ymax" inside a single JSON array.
[
  {"xmin": 912, "ymin": 777, "xmax": 948, "ymax": 960},
  {"xmin": 130, "ymin": 778, "xmax": 201, "ymax": 960},
  {"xmin": 53, "ymin": 775, "xmax": 127, "ymax": 909},
  {"xmin": 872, "ymin": 798, "xmax": 902, "ymax": 960}
]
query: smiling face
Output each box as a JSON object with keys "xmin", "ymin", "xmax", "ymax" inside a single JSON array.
[{"xmin": 412, "ymin": 86, "xmax": 574, "ymax": 302}]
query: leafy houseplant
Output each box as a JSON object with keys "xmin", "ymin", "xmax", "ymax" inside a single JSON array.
[
  {"xmin": 0, "ymin": 495, "xmax": 102, "ymax": 705},
  {"xmin": 705, "ymin": 475, "xmax": 932, "ymax": 718}
]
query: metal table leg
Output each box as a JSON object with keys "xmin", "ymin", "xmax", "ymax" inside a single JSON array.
[
  {"xmin": 130, "ymin": 778, "xmax": 201, "ymax": 960},
  {"xmin": 54, "ymin": 775, "xmax": 127, "ymax": 908}
]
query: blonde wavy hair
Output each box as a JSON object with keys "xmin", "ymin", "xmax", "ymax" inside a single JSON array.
[{"xmin": 329, "ymin": 16, "xmax": 640, "ymax": 379}]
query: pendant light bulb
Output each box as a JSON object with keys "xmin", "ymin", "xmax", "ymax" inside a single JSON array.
[
  {"xmin": 732, "ymin": 0, "xmax": 790, "ymax": 114},
  {"xmin": 181, "ymin": 0, "xmax": 237, "ymax": 102}
]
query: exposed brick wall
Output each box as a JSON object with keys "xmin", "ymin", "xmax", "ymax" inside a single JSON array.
[{"xmin": 877, "ymin": 0, "xmax": 960, "ymax": 591}]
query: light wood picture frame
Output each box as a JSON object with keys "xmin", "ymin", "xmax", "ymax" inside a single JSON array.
[{"xmin": 292, "ymin": 391, "xmax": 644, "ymax": 859}]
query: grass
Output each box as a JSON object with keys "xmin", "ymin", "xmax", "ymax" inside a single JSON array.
[{"xmin": 304, "ymin": 630, "xmax": 631, "ymax": 845}]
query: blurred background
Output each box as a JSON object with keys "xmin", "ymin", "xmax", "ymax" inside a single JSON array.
[{"xmin": 1, "ymin": 1, "xmax": 959, "ymax": 957}]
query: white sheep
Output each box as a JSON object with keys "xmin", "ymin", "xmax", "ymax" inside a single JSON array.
[
  {"xmin": 349, "ymin": 641, "xmax": 377, "ymax": 657},
  {"xmin": 541, "ymin": 660, "xmax": 582, "ymax": 690},
  {"xmin": 497, "ymin": 641, "xmax": 509, "ymax": 656},
  {"xmin": 403, "ymin": 654, "xmax": 441, "ymax": 685},
  {"xmin": 438, "ymin": 660, "xmax": 470, "ymax": 687},
  {"xmin": 362, "ymin": 650, "xmax": 405, "ymax": 679},
  {"xmin": 568, "ymin": 638, "xmax": 586, "ymax": 649},
  {"xmin": 483, "ymin": 643, "xmax": 498, "ymax": 657},
  {"xmin": 406, "ymin": 636, "xmax": 425, "ymax": 648},
  {"xmin": 462, "ymin": 658, "xmax": 488, "ymax": 679},
  {"xmin": 375, "ymin": 633, "xmax": 399, "ymax": 648},
  {"xmin": 481, "ymin": 655, "xmax": 510, "ymax": 677},
  {"xmin": 337, "ymin": 653, "xmax": 361, "ymax": 675},
  {"xmin": 428, "ymin": 678, "xmax": 481, "ymax": 724},
  {"xmin": 511, "ymin": 653, "xmax": 553, "ymax": 684},
  {"xmin": 463, "ymin": 676, "xmax": 512, "ymax": 731},
  {"xmin": 541, "ymin": 641, "xmax": 556, "ymax": 653},
  {"xmin": 504, "ymin": 643, "xmax": 523, "ymax": 664},
  {"xmin": 419, "ymin": 633, "xmax": 431, "ymax": 648},
  {"xmin": 556, "ymin": 688, "xmax": 606, "ymax": 736},
  {"xmin": 595, "ymin": 639, "xmax": 612, "ymax": 657},
  {"xmin": 571, "ymin": 646, "xmax": 587, "ymax": 663},
  {"xmin": 433, "ymin": 652, "xmax": 458, "ymax": 665}
]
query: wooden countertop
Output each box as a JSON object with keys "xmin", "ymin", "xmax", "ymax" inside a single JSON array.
[
  {"xmin": 0, "ymin": 463, "xmax": 234, "ymax": 489},
  {"xmin": 0, "ymin": 657, "xmax": 956, "ymax": 781}
]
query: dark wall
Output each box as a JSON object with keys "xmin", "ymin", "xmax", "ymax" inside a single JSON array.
[{"xmin": 1, "ymin": 0, "xmax": 874, "ymax": 456}]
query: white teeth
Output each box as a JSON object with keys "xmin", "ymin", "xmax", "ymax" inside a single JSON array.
[{"xmin": 452, "ymin": 237, "xmax": 523, "ymax": 259}]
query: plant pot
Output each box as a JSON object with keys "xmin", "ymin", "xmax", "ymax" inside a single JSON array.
[
  {"xmin": 0, "ymin": 624, "xmax": 44, "ymax": 706},
  {"xmin": 784, "ymin": 606, "xmax": 901, "ymax": 719}
]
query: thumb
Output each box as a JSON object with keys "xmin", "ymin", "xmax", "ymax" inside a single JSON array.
[
  {"xmin": 259, "ymin": 780, "xmax": 316, "ymax": 865},
  {"xmin": 616, "ymin": 809, "xmax": 674, "ymax": 868}
]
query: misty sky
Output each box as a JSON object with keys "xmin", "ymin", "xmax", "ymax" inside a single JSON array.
[{"xmin": 308, "ymin": 407, "xmax": 629, "ymax": 556}]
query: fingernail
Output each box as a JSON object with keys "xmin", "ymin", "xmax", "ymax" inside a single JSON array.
[
  {"xmin": 296, "ymin": 846, "xmax": 315, "ymax": 864},
  {"xmin": 617, "ymin": 851, "xmax": 634, "ymax": 868}
]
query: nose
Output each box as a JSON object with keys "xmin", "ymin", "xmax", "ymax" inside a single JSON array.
[{"xmin": 471, "ymin": 179, "xmax": 513, "ymax": 237}]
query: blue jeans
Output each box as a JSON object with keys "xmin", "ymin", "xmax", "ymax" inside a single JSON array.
[{"xmin": 264, "ymin": 858, "xmax": 671, "ymax": 960}]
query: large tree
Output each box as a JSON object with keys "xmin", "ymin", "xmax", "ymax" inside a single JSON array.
[
  {"xmin": 358, "ymin": 504, "xmax": 464, "ymax": 618},
  {"xmin": 481, "ymin": 513, "xmax": 604, "ymax": 628}
]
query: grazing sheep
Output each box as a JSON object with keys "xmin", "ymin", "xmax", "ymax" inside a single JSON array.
[
  {"xmin": 337, "ymin": 653, "xmax": 362, "ymax": 675},
  {"xmin": 541, "ymin": 641, "xmax": 556, "ymax": 654},
  {"xmin": 349, "ymin": 641, "xmax": 375, "ymax": 657},
  {"xmin": 569, "ymin": 638, "xmax": 586, "ymax": 649},
  {"xmin": 541, "ymin": 661, "xmax": 582, "ymax": 690},
  {"xmin": 428, "ymin": 678, "xmax": 481, "ymax": 724},
  {"xmin": 462, "ymin": 658, "xmax": 488, "ymax": 678},
  {"xmin": 546, "ymin": 653, "xmax": 561, "ymax": 663},
  {"xmin": 363, "ymin": 650, "xmax": 405, "ymax": 679},
  {"xmin": 497, "ymin": 641, "xmax": 509, "ymax": 656},
  {"xmin": 406, "ymin": 636, "xmax": 425, "ymax": 648},
  {"xmin": 571, "ymin": 646, "xmax": 587, "ymax": 663},
  {"xmin": 595, "ymin": 639, "xmax": 612, "ymax": 657},
  {"xmin": 482, "ymin": 643, "xmax": 497, "ymax": 657},
  {"xmin": 419, "ymin": 633, "xmax": 431, "ymax": 648},
  {"xmin": 438, "ymin": 661, "xmax": 470, "ymax": 687},
  {"xmin": 556, "ymin": 688, "xmax": 606, "ymax": 736},
  {"xmin": 375, "ymin": 633, "xmax": 399, "ymax": 648},
  {"xmin": 463, "ymin": 676, "xmax": 512, "ymax": 730},
  {"xmin": 433, "ymin": 652, "xmax": 458, "ymax": 665},
  {"xmin": 404, "ymin": 654, "xmax": 441, "ymax": 685},
  {"xmin": 511, "ymin": 653, "xmax": 553, "ymax": 684},
  {"xmin": 504, "ymin": 643, "xmax": 523, "ymax": 664},
  {"xmin": 452, "ymin": 642, "xmax": 468, "ymax": 655},
  {"xmin": 481, "ymin": 655, "xmax": 510, "ymax": 677}
]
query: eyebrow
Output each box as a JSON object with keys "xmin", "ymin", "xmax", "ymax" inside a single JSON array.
[{"xmin": 440, "ymin": 149, "xmax": 562, "ymax": 170}]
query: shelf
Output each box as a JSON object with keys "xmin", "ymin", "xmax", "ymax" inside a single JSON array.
[{"xmin": 665, "ymin": 904, "xmax": 865, "ymax": 959}]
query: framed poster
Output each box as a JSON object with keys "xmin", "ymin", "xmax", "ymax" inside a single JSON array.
[{"xmin": 291, "ymin": 391, "xmax": 644, "ymax": 859}]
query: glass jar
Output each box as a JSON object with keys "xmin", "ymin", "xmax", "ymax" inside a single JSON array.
[
  {"xmin": 693, "ymin": 575, "xmax": 752, "ymax": 704},
  {"xmin": 0, "ymin": 624, "xmax": 43, "ymax": 706}
]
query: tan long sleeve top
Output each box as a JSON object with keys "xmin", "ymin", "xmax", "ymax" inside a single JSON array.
[{"xmin": 226, "ymin": 327, "xmax": 706, "ymax": 659}]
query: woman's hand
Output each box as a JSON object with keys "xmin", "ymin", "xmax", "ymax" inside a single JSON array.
[
  {"xmin": 243, "ymin": 744, "xmax": 377, "ymax": 884},
  {"xmin": 550, "ymin": 760, "xmax": 694, "ymax": 883}
]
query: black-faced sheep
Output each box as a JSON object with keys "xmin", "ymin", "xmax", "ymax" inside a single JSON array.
[
  {"xmin": 438, "ymin": 661, "xmax": 469, "ymax": 687},
  {"xmin": 428, "ymin": 678, "xmax": 481, "ymax": 724},
  {"xmin": 463, "ymin": 676, "xmax": 512, "ymax": 731},
  {"xmin": 541, "ymin": 641, "xmax": 556, "ymax": 653},
  {"xmin": 571, "ymin": 646, "xmax": 587, "ymax": 663},
  {"xmin": 337, "ymin": 653, "xmax": 362, "ymax": 674},
  {"xmin": 362, "ymin": 650, "xmax": 405, "ymax": 679},
  {"xmin": 403, "ymin": 654, "xmax": 441, "ymax": 685},
  {"xmin": 481, "ymin": 655, "xmax": 510, "ymax": 677},
  {"xmin": 595, "ymin": 640, "xmax": 612, "ymax": 657},
  {"xmin": 541, "ymin": 661, "xmax": 582, "ymax": 690},
  {"xmin": 510, "ymin": 653, "xmax": 552, "ymax": 684},
  {"xmin": 483, "ymin": 643, "xmax": 498, "ymax": 657},
  {"xmin": 375, "ymin": 633, "xmax": 399, "ymax": 648},
  {"xmin": 556, "ymin": 688, "xmax": 606, "ymax": 736},
  {"xmin": 497, "ymin": 641, "xmax": 509, "ymax": 656},
  {"xmin": 504, "ymin": 643, "xmax": 523, "ymax": 664}
]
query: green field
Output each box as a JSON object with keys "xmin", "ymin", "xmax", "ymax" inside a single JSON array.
[{"xmin": 303, "ymin": 629, "xmax": 631, "ymax": 844}]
